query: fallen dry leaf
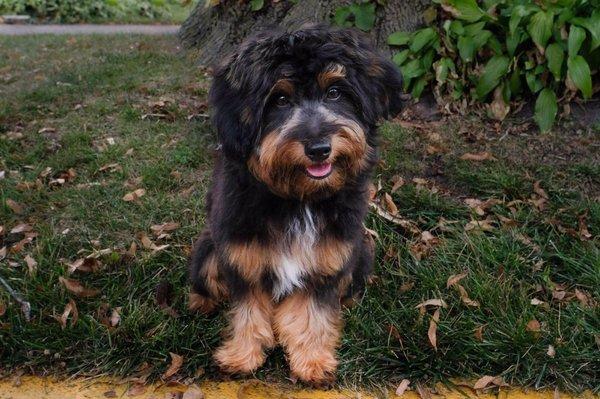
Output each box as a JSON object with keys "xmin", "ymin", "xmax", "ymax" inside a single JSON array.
[
  {"xmin": 0, "ymin": 302, "xmax": 6, "ymax": 317},
  {"xmin": 151, "ymin": 222, "xmax": 180, "ymax": 236},
  {"xmin": 474, "ymin": 325, "xmax": 484, "ymax": 342},
  {"xmin": 59, "ymin": 277, "xmax": 100, "ymax": 298},
  {"xmin": 10, "ymin": 223, "xmax": 32, "ymax": 234},
  {"xmin": 382, "ymin": 193, "xmax": 399, "ymax": 215},
  {"xmin": 416, "ymin": 299, "xmax": 447, "ymax": 309},
  {"xmin": 123, "ymin": 188, "xmax": 146, "ymax": 202},
  {"xmin": 547, "ymin": 344, "xmax": 556, "ymax": 358},
  {"xmin": 0, "ymin": 247, "xmax": 6, "ymax": 260},
  {"xmin": 162, "ymin": 352, "xmax": 184, "ymax": 379},
  {"xmin": 446, "ymin": 272, "xmax": 468, "ymax": 288},
  {"xmin": 395, "ymin": 379, "xmax": 411, "ymax": 396},
  {"xmin": 182, "ymin": 385, "xmax": 204, "ymax": 399},
  {"xmin": 526, "ymin": 319, "xmax": 541, "ymax": 332},
  {"xmin": 530, "ymin": 298, "xmax": 545, "ymax": 306},
  {"xmin": 68, "ymin": 257, "xmax": 101, "ymax": 274},
  {"xmin": 473, "ymin": 375, "xmax": 496, "ymax": 390},
  {"xmin": 533, "ymin": 180, "xmax": 548, "ymax": 199},
  {"xmin": 6, "ymin": 199, "xmax": 24, "ymax": 214},
  {"xmin": 465, "ymin": 217, "xmax": 495, "ymax": 232},
  {"xmin": 460, "ymin": 151, "xmax": 496, "ymax": 162},
  {"xmin": 58, "ymin": 299, "xmax": 78, "ymax": 329},
  {"xmin": 98, "ymin": 163, "xmax": 122, "ymax": 173},
  {"xmin": 574, "ymin": 289, "xmax": 591, "ymax": 307},
  {"xmin": 110, "ymin": 307, "xmax": 122, "ymax": 327},
  {"xmin": 456, "ymin": 284, "xmax": 480, "ymax": 307},
  {"xmin": 428, "ymin": 308, "xmax": 440, "ymax": 350},
  {"xmin": 369, "ymin": 202, "xmax": 421, "ymax": 236},
  {"xmin": 390, "ymin": 175, "xmax": 405, "ymax": 193},
  {"xmin": 24, "ymin": 254, "xmax": 37, "ymax": 274}
]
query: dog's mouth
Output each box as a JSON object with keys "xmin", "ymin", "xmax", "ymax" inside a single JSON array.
[{"xmin": 305, "ymin": 162, "xmax": 333, "ymax": 179}]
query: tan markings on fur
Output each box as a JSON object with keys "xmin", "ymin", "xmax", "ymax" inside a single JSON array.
[
  {"xmin": 368, "ymin": 60, "xmax": 385, "ymax": 77},
  {"xmin": 188, "ymin": 292, "xmax": 218, "ymax": 314},
  {"xmin": 273, "ymin": 292, "xmax": 341, "ymax": 385},
  {"xmin": 315, "ymin": 237, "xmax": 353, "ymax": 275},
  {"xmin": 269, "ymin": 79, "xmax": 295, "ymax": 97},
  {"xmin": 225, "ymin": 240, "xmax": 274, "ymax": 283},
  {"xmin": 317, "ymin": 63, "xmax": 347, "ymax": 89},
  {"xmin": 214, "ymin": 289, "xmax": 275, "ymax": 374}
]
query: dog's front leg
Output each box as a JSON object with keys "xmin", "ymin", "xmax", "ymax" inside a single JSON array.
[
  {"xmin": 214, "ymin": 289, "xmax": 275, "ymax": 374},
  {"xmin": 274, "ymin": 291, "xmax": 341, "ymax": 386}
]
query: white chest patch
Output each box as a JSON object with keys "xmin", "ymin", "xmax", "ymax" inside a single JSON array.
[{"xmin": 272, "ymin": 205, "xmax": 318, "ymax": 300}]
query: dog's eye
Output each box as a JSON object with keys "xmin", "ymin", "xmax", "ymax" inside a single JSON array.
[
  {"xmin": 326, "ymin": 87, "xmax": 341, "ymax": 101},
  {"xmin": 275, "ymin": 95, "xmax": 290, "ymax": 107}
]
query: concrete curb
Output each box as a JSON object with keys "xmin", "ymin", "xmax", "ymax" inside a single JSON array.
[
  {"xmin": 0, "ymin": 376, "xmax": 597, "ymax": 399},
  {"xmin": 0, "ymin": 24, "xmax": 179, "ymax": 35}
]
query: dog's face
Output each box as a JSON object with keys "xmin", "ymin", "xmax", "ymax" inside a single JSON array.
[{"xmin": 210, "ymin": 25, "xmax": 403, "ymax": 200}]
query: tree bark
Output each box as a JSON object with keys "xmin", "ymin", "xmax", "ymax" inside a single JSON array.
[{"xmin": 179, "ymin": 0, "xmax": 431, "ymax": 65}]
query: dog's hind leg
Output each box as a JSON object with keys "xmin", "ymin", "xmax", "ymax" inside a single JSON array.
[{"xmin": 188, "ymin": 229, "xmax": 226, "ymax": 314}]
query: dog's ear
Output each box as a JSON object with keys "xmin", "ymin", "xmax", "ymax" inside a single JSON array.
[
  {"xmin": 208, "ymin": 32, "xmax": 278, "ymax": 162},
  {"xmin": 332, "ymin": 29, "xmax": 404, "ymax": 125}
]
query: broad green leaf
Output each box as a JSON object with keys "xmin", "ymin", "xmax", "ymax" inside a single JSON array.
[
  {"xmin": 422, "ymin": 48, "xmax": 436, "ymax": 71},
  {"xmin": 506, "ymin": 28, "xmax": 525, "ymax": 57},
  {"xmin": 457, "ymin": 30, "xmax": 491, "ymax": 62},
  {"xmin": 487, "ymin": 35, "xmax": 502, "ymax": 54},
  {"xmin": 249, "ymin": 0, "xmax": 264, "ymax": 11},
  {"xmin": 333, "ymin": 6, "xmax": 352, "ymax": 26},
  {"xmin": 349, "ymin": 3, "xmax": 376, "ymax": 32},
  {"xmin": 401, "ymin": 59, "xmax": 425, "ymax": 81},
  {"xmin": 567, "ymin": 55, "xmax": 592, "ymax": 98},
  {"xmin": 509, "ymin": 4, "xmax": 538, "ymax": 35},
  {"xmin": 545, "ymin": 43, "xmax": 564, "ymax": 80},
  {"xmin": 509, "ymin": 66, "xmax": 522, "ymax": 95},
  {"xmin": 443, "ymin": 0, "xmax": 487, "ymax": 22},
  {"xmin": 392, "ymin": 50, "xmax": 410, "ymax": 66},
  {"xmin": 463, "ymin": 21, "xmax": 486, "ymax": 36},
  {"xmin": 435, "ymin": 57, "xmax": 455, "ymax": 84},
  {"xmin": 411, "ymin": 76, "xmax": 428, "ymax": 99},
  {"xmin": 534, "ymin": 88, "xmax": 557, "ymax": 132},
  {"xmin": 388, "ymin": 31, "xmax": 411, "ymax": 46},
  {"xmin": 410, "ymin": 28, "xmax": 437, "ymax": 53},
  {"xmin": 568, "ymin": 25, "xmax": 586, "ymax": 58},
  {"xmin": 448, "ymin": 20, "xmax": 465, "ymax": 35},
  {"xmin": 526, "ymin": 72, "xmax": 543, "ymax": 92},
  {"xmin": 572, "ymin": 10, "xmax": 600, "ymax": 50},
  {"xmin": 527, "ymin": 10, "xmax": 554, "ymax": 52},
  {"xmin": 476, "ymin": 55, "xmax": 510, "ymax": 99}
]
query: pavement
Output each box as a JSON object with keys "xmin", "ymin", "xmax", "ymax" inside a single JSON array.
[
  {"xmin": 0, "ymin": 376, "xmax": 597, "ymax": 399},
  {"xmin": 0, "ymin": 24, "xmax": 179, "ymax": 35}
]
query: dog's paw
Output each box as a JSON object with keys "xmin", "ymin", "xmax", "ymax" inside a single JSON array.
[
  {"xmin": 214, "ymin": 341, "xmax": 266, "ymax": 374},
  {"xmin": 290, "ymin": 352, "xmax": 337, "ymax": 387},
  {"xmin": 188, "ymin": 292, "xmax": 218, "ymax": 314}
]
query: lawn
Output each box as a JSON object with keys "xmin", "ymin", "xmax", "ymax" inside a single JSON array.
[{"xmin": 0, "ymin": 34, "xmax": 598, "ymax": 394}]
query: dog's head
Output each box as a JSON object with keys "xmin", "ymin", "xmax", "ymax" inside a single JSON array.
[{"xmin": 209, "ymin": 25, "xmax": 403, "ymax": 200}]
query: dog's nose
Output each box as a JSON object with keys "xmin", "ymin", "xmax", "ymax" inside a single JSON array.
[{"xmin": 305, "ymin": 141, "xmax": 331, "ymax": 162}]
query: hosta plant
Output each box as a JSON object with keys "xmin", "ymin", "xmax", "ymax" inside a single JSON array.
[{"xmin": 388, "ymin": 0, "xmax": 599, "ymax": 131}]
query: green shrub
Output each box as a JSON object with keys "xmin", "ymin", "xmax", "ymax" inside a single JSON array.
[
  {"xmin": 0, "ymin": 0, "xmax": 169, "ymax": 23},
  {"xmin": 387, "ymin": 0, "xmax": 599, "ymax": 131}
]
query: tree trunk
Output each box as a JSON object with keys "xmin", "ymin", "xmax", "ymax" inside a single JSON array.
[{"xmin": 179, "ymin": 0, "xmax": 431, "ymax": 66}]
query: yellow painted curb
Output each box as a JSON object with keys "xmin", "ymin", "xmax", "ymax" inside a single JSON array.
[{"xmin": 0, "ymin": 376, "xmax": 597, "ymax": 399}]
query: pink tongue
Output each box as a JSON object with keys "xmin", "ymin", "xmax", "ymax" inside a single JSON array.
[{"xmin": 306, "ymin": 163, "xmax": 332, "ymax": 178}]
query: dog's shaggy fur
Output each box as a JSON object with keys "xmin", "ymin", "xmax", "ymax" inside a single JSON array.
[{"xmin": 189, "ymin": 24, "xmax": 403, "ymax": 385}]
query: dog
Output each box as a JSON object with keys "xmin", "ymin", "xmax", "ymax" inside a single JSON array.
[{"xmin": 188, "ymin": 24, "xmax": 403, "ymax": 385}]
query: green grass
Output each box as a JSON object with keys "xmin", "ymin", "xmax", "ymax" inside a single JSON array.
[{"xmin": 1, "ymin": 35, "xmax": 599, "ymax": 393}]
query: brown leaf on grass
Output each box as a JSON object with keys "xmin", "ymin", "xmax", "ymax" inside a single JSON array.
[
  {"xmin": 6, "ymin": 199, "xmax": 24, "ymax": 214},
  {"xmin": 530, "ymin": 298, "xmax": 545, "ymax": 306},
  {"xmin": 59, "ymin": 277, "xmax": 100, "ymax": 298},
  {"xmin": 446, "ymin": 272, "xmax": 468, "ymax": 288},
  {"xmin": 474, "ymin": 375, "xmax": 495, "ymax": 390},
  {"xmin": 0, "ymin": 247, "xmax": 6, "ymax": 260},
  {"xmin": 464, "ymin": 198, "xmax": 500, "ymax": 216},
  {"xmin": 533, "ymin": 181, "xmax": 548, "ymax": 199},
  {"xmin": 490, "ymin": 86, "xmax": 510, "ymax": 121},
  {"xmin": 110, "ymin": 307, "xmax": 122, "ymax": 327},
  {"xmin": 10, "ymin": 223, "xmax": 32, "ymax": 234},
  {"xmin": 574, "ymin": 289, "xmax": 591, "ymax": 307},
  {"xmin": 416, "ymin": 299, "xmax": 447, "ymax": 309},
  {"xmin": 126, "ymin": 384, "xmax": 147, "ymax": 397},
  {"xmin": 400, "ymin": 281, "xmax": 415, "ymax": 293},
  {"xmin": 547, "ymin": 345, "xmax": 556, "ymax": 358},
  {"xmin": 382, "ymin": 193, "xmax": 399, "ymax": 215},
  {"xmin": 390, "ymin": 175, "xmax": 405, "ymax": 193},
  {"xmin": 68, "ymin": 257, "xmax": 101, "ymax": 274},
  {"xmin": 162, "ymin": 352, "xmax": 184, "ymax": 379},
  {"xmin": 456, "ymin": 284, "xmax": 480, "ymax": 307},
  {"xmin": 460, "ymin": 151, "xmax": 496, "ymax": 162},
  {"xmin": 428, "ymin": 308, "xmax": 440, "ymax": 350},
  {"xmin": 0, "ymin": 302, "xmax": 6, "ymax": 317},
  {"xmin": 526, "ymin": 319, "xmax": 541, "ymax": 332},
  {"xmin": 182, "ymin": 385, "xmax": 204, "ymax": 399},
  {"xmin": 369, "ymin": 202, "xmax": 421, "ymax": 236},
  {"xmin": 24, "ymin": 255, "xmax": 37, "ymax": 274},
  {"xmin": 395, "ymin": 379, "xmax": 411, "ymax": 396},
  {"xmin": 57, "ymin": 299, "xmax": 78, "ymax": 329},
  {"xmin": 464, "ymin": 217, "xmax": 495, "ymax": 232},
  {"xmin": 474, "ymin": 325, "xmax": 484, "ymax": 342},
  {"xmin": 98, "ymin": 163, "xmax": 122, "ymax": 173},
  {"xmin": 578, "ymin": 214, "xmax": 592, "ymax": 240},
  {"xmin": 150, "ymin": 222, "xmax": 180, "ymax": 236},
  {"xmin": 139, "ymin": 233, "xmax": 153, "ymax": 249},
  {"xmin": 123, "ymin": 188, "xmax": 146, "ymax": 202}
]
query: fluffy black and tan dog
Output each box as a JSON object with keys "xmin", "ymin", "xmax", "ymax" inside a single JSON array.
[{"xmin": 189, "ymin": 24, "xmax": 403, "ymax": 385}]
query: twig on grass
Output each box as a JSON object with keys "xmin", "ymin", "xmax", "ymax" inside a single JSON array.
[{"xmin": 0, "ymin": 275, "xmax": 31, "ymax": 321}]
